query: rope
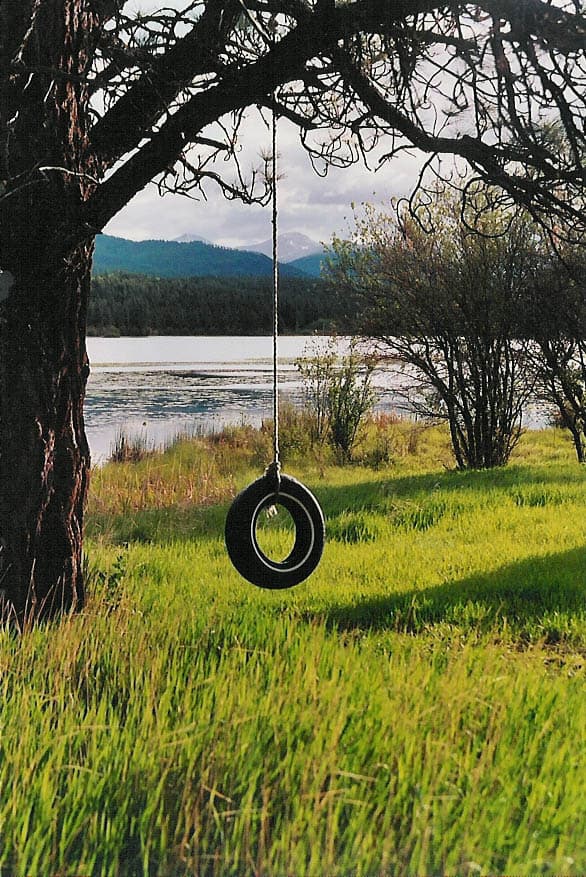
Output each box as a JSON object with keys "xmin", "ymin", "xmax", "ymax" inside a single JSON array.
[
  {"xmin": 271, "ymin": 103, "xmax": 280, "ymax": 473},
  {"xmin": 233, "ymin": 0, "xmax": 281, "ymax": 485},
  {"xmin": 265, "ymin": 101, "xmax": 281, "ymax": 489}
]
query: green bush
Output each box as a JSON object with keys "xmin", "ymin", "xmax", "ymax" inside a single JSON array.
[{"xmin": 297, "ymin": 336, "xmax": 378, "ymax": 461}]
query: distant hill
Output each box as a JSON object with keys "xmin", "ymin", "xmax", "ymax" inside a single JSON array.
[
  {"xmin": 288, "ymin": 251, "xmax": 328, "ymax": 278},
  {"xmin": 173, "ymin": 233, "xmax": 212, "ymax": 244},
  {"xmin": 93, "ymin": 234, "xmax": 305, "ymax": 278},
  {"xmin": 238, "ymin": 232, "xmax": 321, "ymax": 263}
]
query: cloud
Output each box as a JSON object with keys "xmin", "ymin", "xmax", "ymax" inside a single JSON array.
[{"xmin": 104, "ymin": 112, "xmax": 427, "ymax": 248}]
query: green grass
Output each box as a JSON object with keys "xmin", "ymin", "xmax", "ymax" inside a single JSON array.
[{"xmin": 1, "ymin": 425, "xmax": 585, "ymax": 876}]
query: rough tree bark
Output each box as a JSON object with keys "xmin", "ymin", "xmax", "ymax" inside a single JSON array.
[{"xmin": 0, "ymin": 0, "xmax": 97, "ymax": 622}]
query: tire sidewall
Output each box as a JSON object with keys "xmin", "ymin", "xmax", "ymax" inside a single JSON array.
[{"xmin": 225, "ymin": 473, "xmax": 325, "ymax": 589}]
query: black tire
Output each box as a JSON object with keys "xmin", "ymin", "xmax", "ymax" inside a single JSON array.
[{"xmin": 225, "ymin": 473, "xmax": 325, "ymax": 589}]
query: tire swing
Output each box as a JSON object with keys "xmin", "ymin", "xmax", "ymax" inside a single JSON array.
[{"xmin": 225, "ymin": 102, "xmax": 325, "ymax": 589}]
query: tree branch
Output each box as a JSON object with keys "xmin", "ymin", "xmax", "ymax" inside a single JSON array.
[
  {"xmin": 77, "ymin": 0, "xmax": 585, "ymax": 241},
  {"xmin": 90, "ymin": 0, "xmax": 242, "ymax": 167}
]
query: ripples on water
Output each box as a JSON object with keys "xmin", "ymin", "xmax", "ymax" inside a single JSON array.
[{"xmin": 86, "ymin": 337, "xmax": 332, "ymax": 461}]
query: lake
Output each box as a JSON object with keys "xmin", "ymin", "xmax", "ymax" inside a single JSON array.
[
  {"xmin": 86, "ymin": 336, "xmax": 362, "ymax": 462},
  {"xmin": 85, "ymin": 335, "xmax": 546, "ymax": 463}
]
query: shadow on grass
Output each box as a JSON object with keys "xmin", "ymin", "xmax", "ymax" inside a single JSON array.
[
  {"xmin": 87, "ymin": 462, "xmax": 586, "ymax": 648},
  {"xmin": 314, "ymin": 461, "xmax": 585, "ymax": 515},
  {"xmin": 87, "ymin": 458, "xmax": 585, "ymax": 548},
  {"xmin": 86, "ymin": 503, "xmax": 226, "ymax": 544},
  {"xmin": 319, "ymin": 546, "xmax": 586, "ymax": 641}
]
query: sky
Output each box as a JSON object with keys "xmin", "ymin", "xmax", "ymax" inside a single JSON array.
[{"xmin": 103, "ymin": 114, "xmax": 429, "ymax": 249}]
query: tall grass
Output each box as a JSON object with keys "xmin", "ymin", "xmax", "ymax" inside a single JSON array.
[
  {"xmin": 109, "ymin": 427, "xmax": 156, "ymax": 464},
  {"xmin": 0, "ymin": 422, "xmax": 584, "ymax": 875}
]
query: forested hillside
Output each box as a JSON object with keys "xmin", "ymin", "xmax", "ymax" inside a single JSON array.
[
  {"xmin": 93, "ymin": 234, "xmax": 304, "ymax": 278},
  {"xmin": 287, "ymin": 251, "xmax": 326, "ymax": 277},
  {"xmin": 88, "ymin": 273, "xmax": 349, "ymax": 335}
]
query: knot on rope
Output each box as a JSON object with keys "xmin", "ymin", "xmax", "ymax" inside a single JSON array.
[{"xmin": 264, "ymin": 459, "xmax": 282, "ymax": 492}]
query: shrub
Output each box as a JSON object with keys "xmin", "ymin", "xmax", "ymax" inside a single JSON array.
[{"xmin": 297, "ymin": 336, "xmax": 378, "ymax": 461}]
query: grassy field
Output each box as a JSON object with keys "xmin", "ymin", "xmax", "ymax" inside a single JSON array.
[{"xmin": 1, "ymin": 422, "xmax": 585, "ymax": 876}]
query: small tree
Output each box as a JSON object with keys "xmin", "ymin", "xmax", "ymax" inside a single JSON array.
[
  {"xmin": 329, "ymin": 190, "xmax": 537, "ymax": 469},
  {"xmin": 526, "ymin": 252, "xmax": 586, "ymax": 463},
  {"xmin": 541, "ymin": 346, "xmax": 586, "ymax": 462},
  {"xmin": 296, "ymin": 336, "xmax": 337, "ymax": 446},
  {"xmin": 297, "ymin": 337, "xmax": 377, "ymax": 461}
]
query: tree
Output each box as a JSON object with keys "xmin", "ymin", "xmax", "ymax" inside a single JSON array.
[
  {"xmin": 328, "ymin": 192, "xmax": 540, "ymax": 469},
  {"xmin": 525, "ymin": 251, "xmax": 586, "ymax": 462},
  {"xmin": 0, "ymin": 1, "xmax": 585, "ymax": 620}
]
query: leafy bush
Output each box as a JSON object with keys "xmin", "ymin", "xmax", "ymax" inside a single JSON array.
[
  {"xmin": 328, "ymin": 189, "xmax": 538, "ymax": 469},
  {"xmin": 297, "ymin": 336, "xmax": 378, "ymax": 461}
]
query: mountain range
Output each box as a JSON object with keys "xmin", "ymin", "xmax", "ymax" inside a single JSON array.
[
  {"xmin": 237, "ymin": 231, "xmax": 322, "ymax": 262},
  {"xmin": 93, "ymin": 233, "xmax": 327, "ymax": 279}
]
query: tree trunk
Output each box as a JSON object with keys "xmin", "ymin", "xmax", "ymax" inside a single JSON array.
[
  {"xmin": 0, "ymin": 245, "xmax": 92, "ymax": 623},
  {"xmin": 0, "ymin": 0, "xmax": 98, "ymax": 622}
]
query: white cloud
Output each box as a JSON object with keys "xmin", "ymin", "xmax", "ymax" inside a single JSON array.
[{"xmin": 104, "ymin": 114, "xmax": 427, "ymax": 247}]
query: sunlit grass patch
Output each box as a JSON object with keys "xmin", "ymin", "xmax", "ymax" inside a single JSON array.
[{"xmin": 1, "ymin": 425, "xmax": 585, "ymax": 875}]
